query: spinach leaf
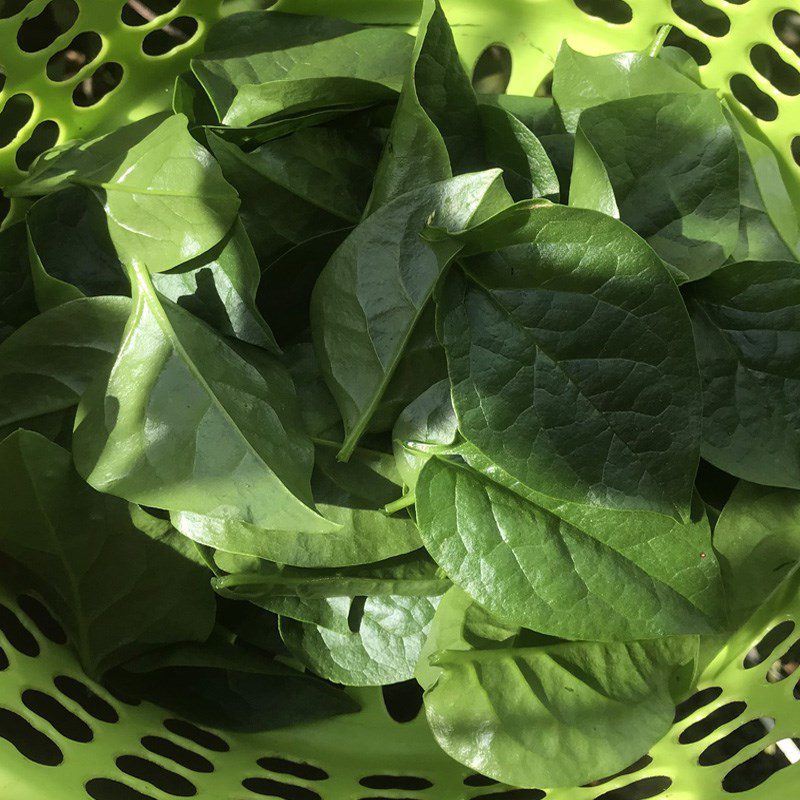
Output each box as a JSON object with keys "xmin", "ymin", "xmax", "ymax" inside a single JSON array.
[
  {"xmin": 311, "ymin": 169, "xmax": 510, "ymax": 460},
  {"xmin": 0, "ymin": 296, "xmax": 130, "ymax": 430},
  {"xmin": 416, "ymin": 455, "xmax": 724, "ymax": 640},
  {"xmin": 434, "ymin": 202, "xmax": 701, "ymax": 519},
  {"xmin": 0, "ymin": 430, "xmax": 216, "ymax": 677},
  {"xmin": 0, "ymin": 223, "xmax": 37, "ymax": 344},
  {"xmin": 686, "ymin": 260, "xmax": 800, "ymax": 488},
  {"xmin": 418, "ymin": 588, "xmax": 698, "ymax": 788},
  {"xmin": 576, "ymin": 92, "xmax": 740, "ymax": 279},
  {"xmin": 73, "ymin": 260, "xmax": 333, "ymax": 534}
]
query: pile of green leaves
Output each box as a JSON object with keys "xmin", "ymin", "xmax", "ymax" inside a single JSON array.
[{"xmin": 1, "ymin": 0, "xmax": 800, "ymax": 789}]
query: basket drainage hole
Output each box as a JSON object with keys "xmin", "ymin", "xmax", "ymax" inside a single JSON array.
[
  {"xmin": 142, "ymin": 736, "xmax": 214, "ymax": 773},
  {"xmin": 730, "ymin": 73, "xmax": 779, "ymax": 121},
  {"xmin": 674, "ymin": 686, "xmax": 723, "ymax": 723},
  {"xmin": 593, "ymin": 776, "xmax": 672, "ymax": 800},
  {"xmin": 722, "ymin": 738, "xmax": 800, "ymax": 792},
  {"xmin": 664, "ymin": 26, "xmax": 711, "ymax": 66},
  {"xmin": 671, "ymin": 0, "xmax": 730, "ymax": 37},
  {"xmin": 0, "ymin": 600, "xmax": 39, "ymax": 656},
  {"xmin": 73, "ymin": 62, "xmax": 124, "ymax": 107},
  {"xmin": 745, "ymin": 621, "xmax": 795, "ymax": 669},
  {"xmin": 142, "ymin": 16, "xmax": 198, "ymax": 56},
  {"xmin": 0, "ymin": 706, "xmax": 63, "ymax": 765},
  {"xmin": 792, "ymin": 137, "xmax": 800, "ymax": 168},
  {"xmin": 163, "ymin": 718, "xmax": 229, "ymax": 752},
  {"xmin": 583, "ymin": 755, "xmax": 653, "ymax": 787},
  {"xmin": 381, "ymin": 679, "xmax": 423, "ymax": 723},
  {"xmin": 751, "ymin": 43, "xmax": 800, "ymax": 96},
  {"xmin": 242, "ymin": 777, "xmax": 321, "ymax": 800},
  {"xmin": 774, "ymin": 10, "xmax": 800, "ymax": 58},
  {"xmin": 766, "ymin": 636, "xmax": 800, "ymax": 682},
  {"xmin": 54, "ymin": 675, "xmax": 119, "ymax": 723},
  {"xmin": 47, "ymin": 31, "xmax": 103, "ymax": 82},
  {"xmin": 0, "ymin": 0, "xmax": 34, "ymax": 20},
  {"xmin": 572, "ymin": 0, "xmax": 632, "ymax": 25},
  {"xmin": 679, "ymin": 701, "xmax": 747, "ymax": 744},
  {"xmin": 117, "ymin": 755, "xmax": 196, "ymax": 797},
  {"xmin": 258, "ymin": 757, "xmax": 328, "ymax": 782},
  {"xmin": 699, "ymin": 717, "xmax": 773, "ymax": 767},
  {"xmin": 17, "ymin": 593, "xmax": 66, "ymax": 643},
  {"xmin": 360, "ymin": 775, "xmax": 433, "ymax": 791},
  {"xmin": 121, "ymin": 0, "xmax": 180, "ymax": 26},
  {"xmin": 0, "ymin": 94, "xmax": 34, "ymax": 150},
  {"xmin": 471, "ymin": 790, "xmax": 545, "ymax": 800},
  {"xmin": 86, "ymin": 778, "xmax": 156, "ymax": 800},
  {"xmin": 22, "ymin": 689, "xmax": 93, "ymax": 742},
  {"xmin": 16, "ymin": 0, "xmax": 79, "ymax": 52},
  {"xmin": 472, "ymin": 44, "xmax": 512, "ymax": 94}
]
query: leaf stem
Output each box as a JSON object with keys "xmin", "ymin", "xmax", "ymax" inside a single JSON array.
[
  {"xmin": 384, "ymin": 492, "xmax": 416, "ymax": 514},
  {"xmin": 648, "ymin": 24, "xmax": 672, "ymax": 58}
]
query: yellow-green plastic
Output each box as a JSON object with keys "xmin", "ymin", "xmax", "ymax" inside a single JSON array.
[{"xmin": 0, "ymin": 1, "xmax": 799, "ymax": 799}]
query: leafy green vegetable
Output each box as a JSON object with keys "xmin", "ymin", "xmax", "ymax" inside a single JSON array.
[
  {"xmin": 686, "ymin": 260, "xmax": 800, "ymax": 487},
  {"xmin": 0, "ymin": 430, "xmax": 215, "ymax": 677},
  {"xmin": 418, "ymin": 588, "xmax": 698, "ymax": 787},
  {"xmin": 0, "ymin": 223, "xmax": 37, "ymax": 344}
]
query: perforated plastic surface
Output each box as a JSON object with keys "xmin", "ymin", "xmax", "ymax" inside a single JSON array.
[{"xmin": 1, "ymin": 1, "xmax": 800, "ymax": 798}]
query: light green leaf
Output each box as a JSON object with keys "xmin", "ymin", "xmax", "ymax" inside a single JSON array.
[{"xmin": 569, "ymin": 122, "xmax": 619, "ymax": 217}]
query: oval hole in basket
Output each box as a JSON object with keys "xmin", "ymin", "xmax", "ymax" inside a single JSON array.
[
  {"xmin": 360, "ymin": 775, "xmax": 433, "ymax": 791},
  {"xmin": 72, "ymin": 61, "xmax": 124, "ymax": 107},
  {"xmin": 121, "ymin": 0, "xmax": 180, "ymax": 26},
  {"xmin": 671, "ymin": 0, "xmax": 730, "ymax": 37},
  {"xmin": 534, "ymin": 70, "xmax": 554, "ymax": 99},
  {"xmin": 751, "ymin": 43, "xmax": 800, "ymax": 96},
  {"xmin": 744, "ymin": 620, "xmax": 795, "ymax": 669},
  {"xmin": 792, "ymin": 136, "xmax": 800, "ymax": 168},
  {"xmin": 472, "ymin": 44, "xmax": 512, "ymax": 94},
  {"xmin": 699, "ymin": 716, "xmax": 773, "ymax": 766},
  {"xmin": 242, "ymin": 777, "xmax": 322, "ymax": 800},
  {"xmin": 572, "ymin": 0, "xmax": 633, "ymax": 25},
  {"xmin": 679, "ymin": 701, "xmax": 747, "ymax": 744},
  {"xmin": 142, "ymin": 736, "xmax": 214, "ymax": 774},
  {"xmin": 464, "ymin": 774, "xmax": 498, "ymax": 787},
  {"xmin": 0, "ymin": 601, "xmax": 39, "ymax": 656},
  {"xmin": 730, "ymin": 73, "xmax": 779, "ymax": 121},
  {"xmin": 0, "ymin": 191, "xmax": 9, "ymax": 226},
  {"xmin": 583, "ymin": 755, "xmax": 653, "ymax": 787},
  {"xmin": 472, "ymin": 790, "xmax": 546, "ymax": 800},
  {"xmin": 766, "ymin": 636, "xmax": 800, "ymax": 683},
  {"xmin": 381, "ymin": 679, "xmax": 423, "ymax": 723},
  {"xmin": 774, "ymin": 10, "xmax": 800, "ymax": 58},
  {"xmin": 664, "ymin": 26, "xmax": 711, "ymax": 66},
  {"xmin": 674, "ymin": 686, "xmax": 723, "ymax": 723},
  {"xmin": 0, "ymin": 0, "xmax": 34, "ymax": 20},
  {"xmin": 86, "ymin": 778, "xmax": 156, "ymax": 800},
  {"xmin": 593, "ymin": 776, "xmax": 672, "ymax": 800},
  {"xmin": 722, "ymin": 738, "xmax": 800, "ymax": 792},
  {"xmin": 163, "ymin": 718, "xmax": 229, "ymax": 752},
  {"xmin": 21, "ymin": 689, "xmax": 93, "ymax": 743},
  {"xmin": 258, "ymin": 757, "xmax": 328, "ymax": 782},
  {"xmin": 117, "ymin": 754, "xmax": 197, "ymax": 797},
  {"xmin": 16, "ymin": 594, "xmax": 66, "ymax": 644},
  {"xmin": 16, "ymin": 0, "xmax": 79, "ymax": 52},
  {"xmin": 0, "ymin": 706, "xmax": 63, "ymax": 765},
  {"xmin": 47, "ymin": 30, "xmax": 103, "ymax": 82},
  {"xmin": 142, "ymin": 16, "xmax": 199, "ymax": 56},
  {"xmin": 0, "ymin": 94, "xmax": 34, "ymax": 150},
  {"xmin": 54, "ymin": 676, "xmax": 118, "ymax": 724}
]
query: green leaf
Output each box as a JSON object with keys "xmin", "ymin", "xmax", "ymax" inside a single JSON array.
[
  {"xmin": 73, "ymin": 260, "xmax": 333, "ymax": 534},
  {"xmin": 418, "ymin": 587, "xmax": 698, "ymax": 788},
  {"xmin": 479, "ymin": 103, "xmax": 559, "ymax": 201},
  {"xmin": 552, "ymin": 43, "xmax": 701, "ymax": 134},
  {"xmin": 193, "ymin": 11, "xmax": 412, "ymax": 127},
  {"xmin": 714, "ymin": 481, "xmax": 800, "ymax": 627},
  {"xmin": 569, "ymin": 123, "xmax": 619, "ymax": 217},
  {"xmin": 435, "ymin": 202, "xmax": 701, "ymax": 519},
  {"xmin": 151, "ymin": 219, "xmax": 279, "ymax": 353},
  {"xmin": 577, "ymin": 92, "xmax": 740, "ymax": 279},
  {"xmin": 0, "ymin": 296, "xmax": 130, "ymax": 430},
  {"xmin": 686, "ymin": 260, "xmax": 800, "ymax": 488},
  {"xmin": 0, "ymin": 223, "xmax": 37, "ymax": 344},
  {"xmin": 26, "ymin": 186, "xmax": 127, "ymax": 309},
  {"xmin": 0, "ymin": 430, "xmax": 216, "ymax": 677},
  {"xmin": 416, "ymin": 455, "xmax": 724, "ymax": 640},
  {"xmin": 207, "ymin": 127, "xmax": 376, "ymax": 266},
  {"xmin": 110, "ymin": 639, "xmax": 358, "ymax": 731},
  {"xmin": 366, "ymin": 0, "xmax": 483, "ymax": 210},
  {"xmin": 311, "ymin": 169, "xmax": 510, "ymax": 460}
]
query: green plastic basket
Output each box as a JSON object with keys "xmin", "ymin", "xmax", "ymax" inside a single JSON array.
[{"xmin": 1, "ymin": 1, "xmax": 800, "ymax": 799}]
